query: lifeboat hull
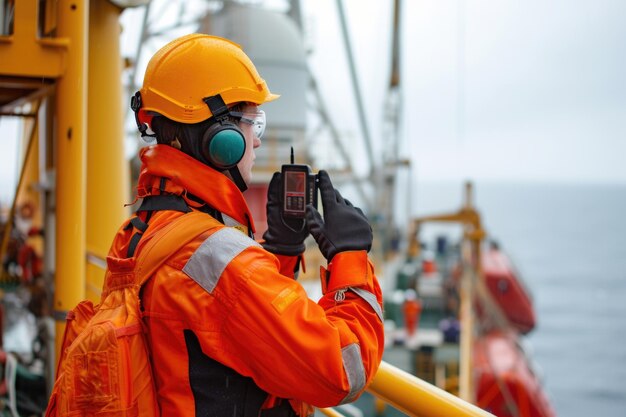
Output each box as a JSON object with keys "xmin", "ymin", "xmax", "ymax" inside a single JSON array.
[
  {"xmin": 482, "ymin": 249, "xmax": 536, "ymax": 333},
  {"xmin": 475, "ymin": 331, "xmax": 556, "ymax": 417}
]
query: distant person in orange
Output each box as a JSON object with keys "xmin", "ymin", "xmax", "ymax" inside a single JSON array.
[
  {"xmin": 403, "ymin": 289, "xmax": 422, "ymax": 337},
  {"xmin": 99, "ymin": 34, "xmax": 382, "ymax": 417}
]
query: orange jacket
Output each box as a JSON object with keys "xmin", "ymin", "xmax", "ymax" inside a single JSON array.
[{"xmin": 106, "ymin": 145, "xmax": 384, "ymax": 416}]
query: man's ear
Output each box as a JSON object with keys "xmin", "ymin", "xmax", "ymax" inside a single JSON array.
[{"xmin": 170, "ymin": 138, "xmax": 182, "ymax": 150}]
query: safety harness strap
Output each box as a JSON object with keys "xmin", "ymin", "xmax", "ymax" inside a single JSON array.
[
  {"xmin": 126, "ymin": 215, "xmax": 150, "ymax": 258},
  {"xmin": 127, "ymin": 193, "xmax": 195, "ymax": 258},
  {"xmin": 127, "ymin": 180, "xmax": 241, "ymax": 257},
  {"xmin": 130, "ymin": 216, "xmax": 149, "ymax": 232},
  {"xmin": 127, "ymin": 233, "xmax": 143, "ymax": 258}
]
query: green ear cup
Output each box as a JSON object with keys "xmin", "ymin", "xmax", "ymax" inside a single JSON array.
[{"xmin": 208, "ymin": 129, "xmax": 246, "ymax": 168}]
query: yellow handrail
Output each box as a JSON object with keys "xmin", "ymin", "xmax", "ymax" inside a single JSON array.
[
  {"xmin": 318, "ymin": 408, "xmax": 345, "ymax": 417},
  {"xmin": 365, "ymin": 361, "xmax": 495, "ymax": 417},
  {"xmin": 319, "ymin": 361, "xmax": 494, "ymax": 417}
]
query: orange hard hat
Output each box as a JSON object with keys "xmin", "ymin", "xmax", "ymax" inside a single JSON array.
[{"xmin": 138, "ymin": 34, "xmax": 279, "ymax": 124}]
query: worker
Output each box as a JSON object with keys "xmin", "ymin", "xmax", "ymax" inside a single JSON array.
[
  {"xmin": 112, "ymin": 34, "xmax": 383, "ymax": 417},
  {"xmin": 402, "ymin": 288, "xmax": 422, "ymax": 338}
]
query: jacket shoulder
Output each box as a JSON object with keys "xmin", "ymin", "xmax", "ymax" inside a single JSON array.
[{"xmin": 181, "ymin": 227, "xmax": 262, "ymax": 294}]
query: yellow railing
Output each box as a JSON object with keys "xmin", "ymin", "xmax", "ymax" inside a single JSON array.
[{"xmin": 320, "ymin": 361, "xmax": 494, "ymax": 417}]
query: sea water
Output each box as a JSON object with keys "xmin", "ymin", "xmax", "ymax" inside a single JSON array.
[{"xmin": 413, "ymin": 182, "xmax": 626, "ymax": 417}]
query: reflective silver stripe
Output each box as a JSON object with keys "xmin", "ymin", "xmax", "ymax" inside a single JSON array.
[
  {"xmin": 349, "ymin": 287, "xmax": 384, "ymax": 323},
  {"xmin": 182, "ymin": 227, "xmax": 261, "ymax": 294},
  {"xmin": 340, "ymin": 343, "xmax": 366, "ymax": 404}
]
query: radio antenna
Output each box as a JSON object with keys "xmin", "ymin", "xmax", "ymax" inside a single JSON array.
[{"xmin": 290, "ymin": 146, "xmax": 294, "ymax": 164}]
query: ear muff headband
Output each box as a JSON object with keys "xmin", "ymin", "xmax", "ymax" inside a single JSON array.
[{"xmin": 200, "ymin": 95, "xmax": 246, "ymax": 170}]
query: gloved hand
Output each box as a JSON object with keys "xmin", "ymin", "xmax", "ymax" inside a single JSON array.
[
  {"xmin": 262, "ymin": 172, "xmax": 309, "ymax": 256},
  {"xmin": 305, "ymin": 170, "xmax": 372, "ymax": 262}
]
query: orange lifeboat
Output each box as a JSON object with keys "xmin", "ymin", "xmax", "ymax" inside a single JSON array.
[
  {"xmin": 482, "ymin": 246, "xmax": 536, "ymax": 334},
  {"xmin": 475, "ymin": 330, "xmax": 556, "ymax": 417}
]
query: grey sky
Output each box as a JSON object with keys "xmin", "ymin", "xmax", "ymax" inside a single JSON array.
[
  {"xmin": 2, "ymin": 0, "xmax": 625, "ymax": 205},
  {"xmin": 404, "ymin": 0, "xmax": 626, "ymax": 183},
  {"xmin": 307, "ymin": 0, "xmax": 626, "ymax": 183}
]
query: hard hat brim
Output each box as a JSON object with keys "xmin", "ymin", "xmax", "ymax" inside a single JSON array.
[{"xmin": 264, "ymin": 93, "xmax": 280, "ymax": 103}]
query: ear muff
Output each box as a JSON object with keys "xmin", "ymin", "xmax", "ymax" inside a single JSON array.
[
  {"xmin": 200, "ymin": 121, "xmax": 246, "ymax": 170},
  {"xmin": 199, "ymin": 94, "xmax": 247, "ymax": 170}
]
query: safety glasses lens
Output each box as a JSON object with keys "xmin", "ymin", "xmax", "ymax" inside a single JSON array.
[
  {"xmin": 252, "ymin": 110, "xmax": 265, "ymax": 139},
  {"xmin": 240, "ymin": 110, "xmax": 266, "ymax": 139}
]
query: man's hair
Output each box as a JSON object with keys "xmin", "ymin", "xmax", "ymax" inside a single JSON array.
[{"xmin": 150, "ymin": 103, "xmax": 244, "ymax": 160}]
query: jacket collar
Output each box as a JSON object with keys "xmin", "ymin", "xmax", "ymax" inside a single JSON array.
[{"xmin": 136, "ymin": 145, "xmax": 256, "ymax": 233}]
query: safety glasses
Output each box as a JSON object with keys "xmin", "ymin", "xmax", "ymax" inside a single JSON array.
[{"xmin": 238, "ymin": 110, "xmax": 266, "ymax": 139}]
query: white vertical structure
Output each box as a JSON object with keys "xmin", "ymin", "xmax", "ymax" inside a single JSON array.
[{"xmin": 200, "ymin": 3, "xmax": 308, "ymax": 176}]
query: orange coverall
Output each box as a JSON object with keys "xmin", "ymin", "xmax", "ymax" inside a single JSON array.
[{"xmin": 106, "ymin": 145, "xmax": 384, "ymax": 416}]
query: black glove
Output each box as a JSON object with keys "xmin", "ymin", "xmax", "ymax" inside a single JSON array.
[
  {"xmin": 262, "ymin": 172, "xmax": 309, "ymax": 256},
  {"xmin": 305, "ymin": 170, "xmax": 372, "ymax": 262}
]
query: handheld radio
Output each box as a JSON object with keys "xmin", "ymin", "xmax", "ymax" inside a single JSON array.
[{"xmin": 281, "ymin": 148, "xmax": 318, "ymax": 219}]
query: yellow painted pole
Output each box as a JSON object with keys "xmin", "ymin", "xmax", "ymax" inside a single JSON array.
[
  {"xmin": 458, "ymin": 239, "xmax": 475, "ymax": 402},
  {"xmin": 459, "ymin": 182, "xmax": 477, "ymax": 403},
  {"xmin": 459, "ymin": 182, "xmax": 478, "ymax": 402},
  {"xmin": 409, "ymin": 182, "xmax": 486, "ymax": 406},
  {"xmin": 85, "ymin": 0, "xmax": 130, "ymax": 302},
  {"xmin": 367, "ymin": 361, "xmax": 495, "ymax": 417},
  {"xmin": 53, "ymin": 0, "xmax": 88, "ymax": 358}
]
